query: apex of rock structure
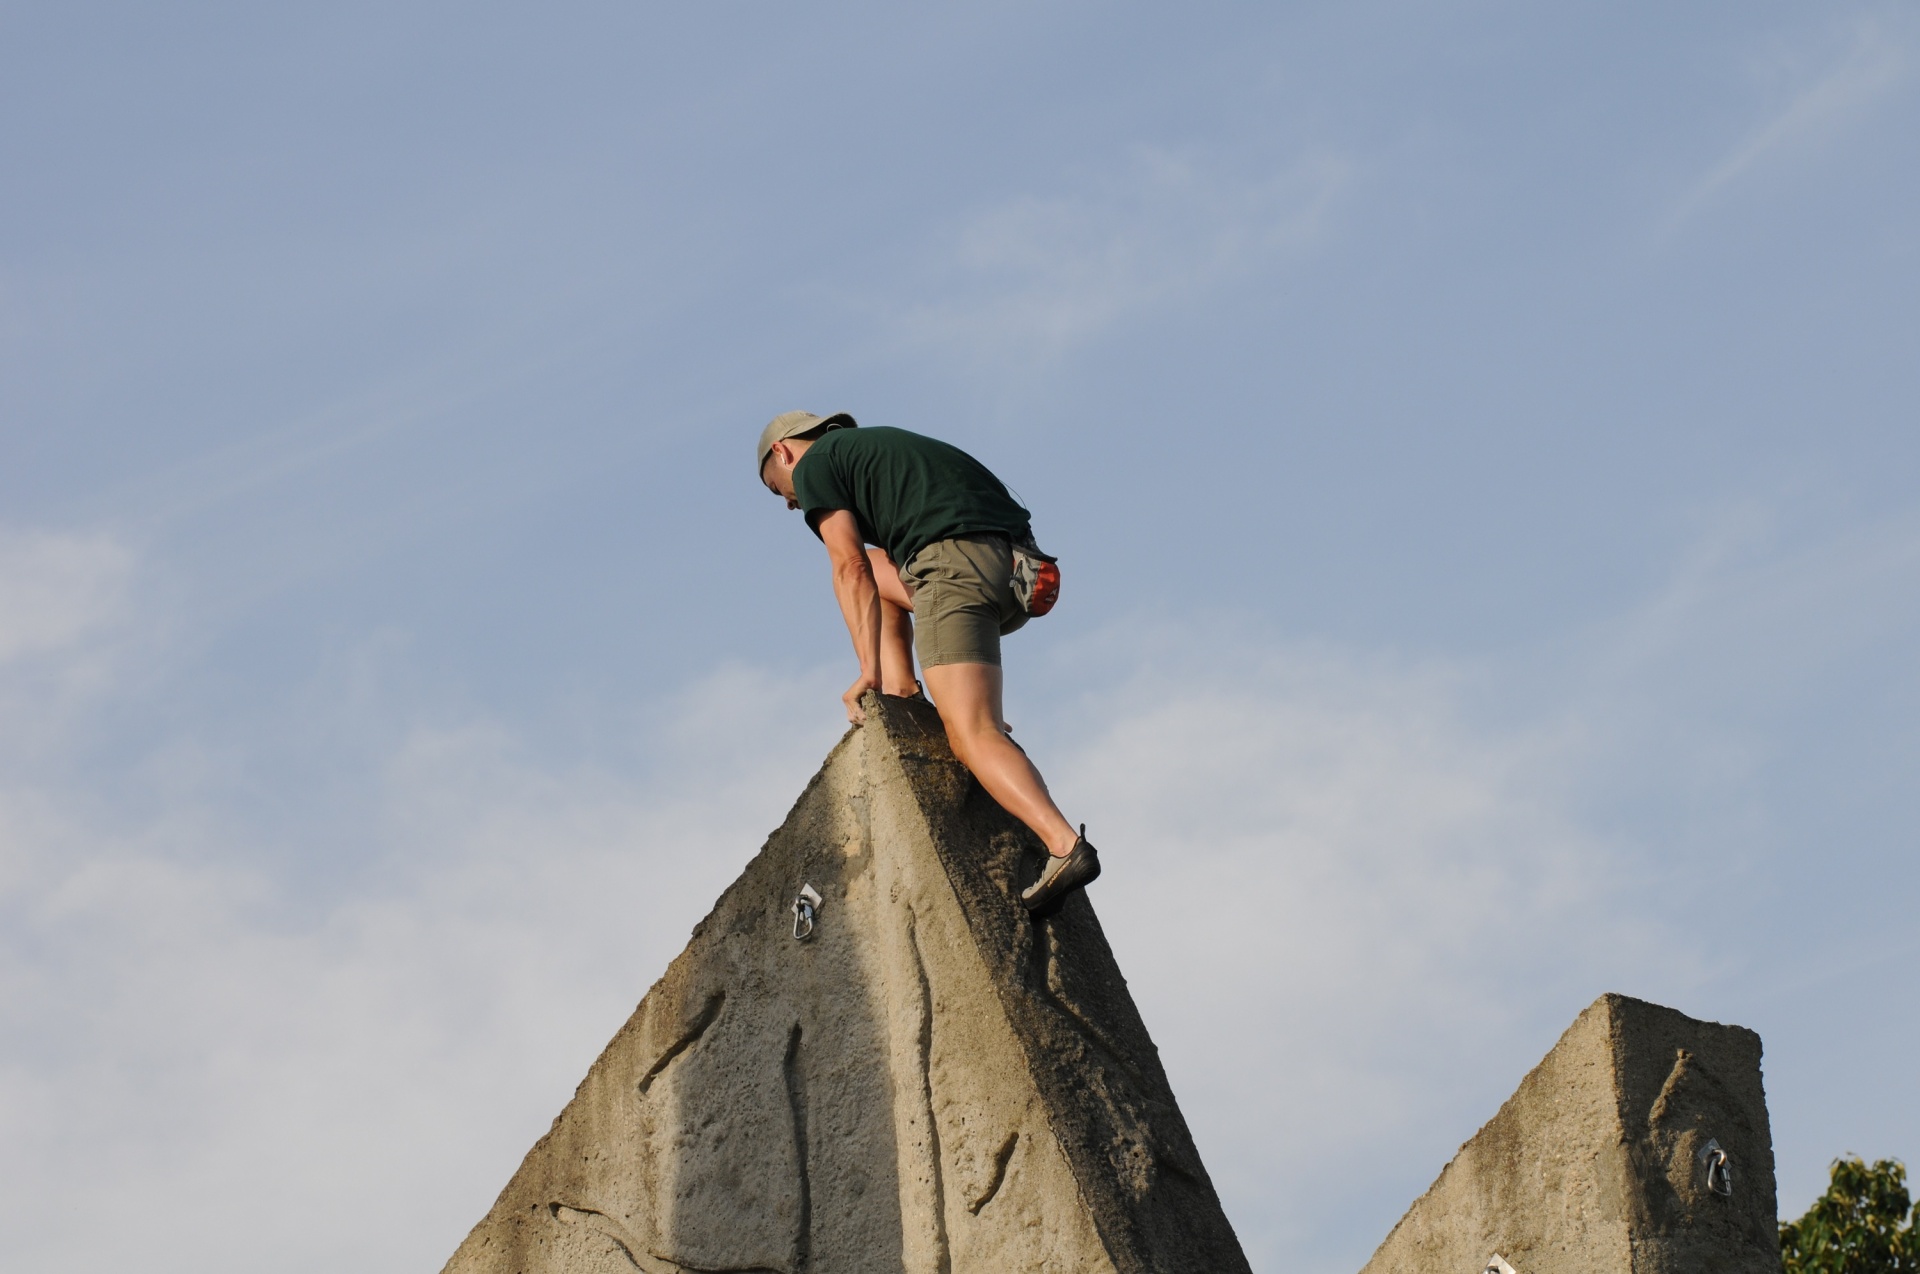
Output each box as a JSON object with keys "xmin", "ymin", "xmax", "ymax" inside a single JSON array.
[
  {"xmin": 1361, "ymin": 993, "xmax": 1783, "ymax": 1274},
  {"xmin": 442, "ymin": 693, "xmax": 1250, "ymax": 1274}
]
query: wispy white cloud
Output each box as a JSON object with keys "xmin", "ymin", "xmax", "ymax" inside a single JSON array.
[
  {"xmin": 0, "ymin": 529, "xmax": 132, "ymax": 663},
  {"xmin": 1050, "ymin": 641, "xmax": 1687, "ymax": 1266},
  {"xmin": 891, "ymin": 148, "xmax": 1350, "ymax": 365},
  {"xmin": 1669, "ymin": 16, "xmax": 1908, "ymax": 228},
  {"xmin": 1566, "ymin": 502, "xmax": 1920, "ymax": 747},
  {"xmin": 0, "ymin": 652, "xmax": 846, "ymax": 1274}
]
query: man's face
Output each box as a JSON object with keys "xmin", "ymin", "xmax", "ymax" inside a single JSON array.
[{"xmin": 760, "ymin": 444, "xmax": 800, "ymax": 509}]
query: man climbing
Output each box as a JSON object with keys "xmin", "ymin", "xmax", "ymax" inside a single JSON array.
[{"xmin": 756, "ymin": 410, "xmax": 1099, "ymax": 915}]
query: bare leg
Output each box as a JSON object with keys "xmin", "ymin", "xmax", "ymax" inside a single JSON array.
[
  {"xmin": 867, "ymin": 548, "xmax": 920, "ymax": 696},
  {"xmin": 877, "ymin": 599, "xmax": 917, "ymax": 694},
  {"xmin": 921, "ymin": 662, "xmax": 1078, "ymax": 856}
]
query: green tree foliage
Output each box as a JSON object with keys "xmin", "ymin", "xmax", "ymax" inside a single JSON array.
[{"xmin": 1781, "ymin": 1157, "xmax": 1920, "ymax": 1273}]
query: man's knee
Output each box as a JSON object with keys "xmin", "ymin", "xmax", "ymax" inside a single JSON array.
[{"xmin": 934, "ymin": 698, "xmax": 1004, "ymax": 754}]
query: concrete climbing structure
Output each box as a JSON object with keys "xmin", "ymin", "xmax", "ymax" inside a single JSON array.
[{"xmin": 441, "ymin": 693, "xmax": 1250, "ymax": 1274}]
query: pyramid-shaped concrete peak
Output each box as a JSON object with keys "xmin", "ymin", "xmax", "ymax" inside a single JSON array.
[
  {"xmin": 1361, "ymin": 993, "xmax": 1782, "ymax": 1274},
  {"xmin": 442, "ymin": 694, "xmax": 1251, "ymax": 1274}
]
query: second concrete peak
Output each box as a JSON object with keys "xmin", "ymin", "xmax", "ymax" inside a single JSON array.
[{"xmin": 1362, "ymin": 993, "xmax": 1782, "ymax": 1274}]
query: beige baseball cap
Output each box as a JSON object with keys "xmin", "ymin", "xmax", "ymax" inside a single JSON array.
[{"xmin": 756, "ymin": 410, "xmax": 855, "ymax": 475}]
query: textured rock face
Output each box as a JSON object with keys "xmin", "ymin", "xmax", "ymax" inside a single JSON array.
[
  {"xmin": 1361, "ymin": 994, "xmax": 1783, "ymax": 1274},
  {"xmin": 442, "ymin": 694, "xmax": 1249, "ymax": 1274}
]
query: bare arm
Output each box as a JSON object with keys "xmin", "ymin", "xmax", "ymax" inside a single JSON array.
[{"xmin": 817, "ymin": 509, "xmax": 883, "ymax": 723}]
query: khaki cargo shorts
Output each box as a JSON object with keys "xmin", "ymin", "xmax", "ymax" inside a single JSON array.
[{"xmin": 900, "ymin": 535, "xmax": 1028, "ymax": 668}]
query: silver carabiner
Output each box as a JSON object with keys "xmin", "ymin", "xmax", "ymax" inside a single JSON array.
[
  {"xmin": 792, "ymin": 883, "xmax": 823, "ymax": 940},
  {"xmin": 1701, "ymin": 1139, "xmax": 1733, "ymax": 1196}
]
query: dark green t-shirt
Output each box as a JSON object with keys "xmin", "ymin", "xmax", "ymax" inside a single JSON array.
[{"xmin": 792, "ymin": 426, "xmax": 1031, "ymax": 568}]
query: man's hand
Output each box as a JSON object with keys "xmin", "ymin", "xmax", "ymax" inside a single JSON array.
[{"xmin": 842, "ymin": 671, "xmax": 879, "ymax": 724}]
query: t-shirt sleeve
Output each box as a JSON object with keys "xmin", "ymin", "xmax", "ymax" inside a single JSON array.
[{"xmin": 792, "ymin": 449, "xmax": 853, "ymax": 540}]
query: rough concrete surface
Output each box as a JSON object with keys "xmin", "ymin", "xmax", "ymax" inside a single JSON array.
[
  {"xmin": 442, "ymin": 694, "xmax": 1250, "ymax": 1274},
  {"xmin": 1360, "ymin": 993, "xmax": 1782, "ymax": 1274}
]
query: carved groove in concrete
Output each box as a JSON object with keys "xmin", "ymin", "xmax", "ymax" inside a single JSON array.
[{"xmin": 442, "ymin": 694, "xmax": 1249, "ymax": 1274}]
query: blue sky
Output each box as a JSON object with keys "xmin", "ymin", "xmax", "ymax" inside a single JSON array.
[{"xmin": 3, "ymin": 3, "xmax": 1918, "ymax": 1270}]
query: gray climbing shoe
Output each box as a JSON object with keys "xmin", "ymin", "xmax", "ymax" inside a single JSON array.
[{"xmin": 1020, "ymin": 826, "xmax": 1101, "ymax": 915}]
